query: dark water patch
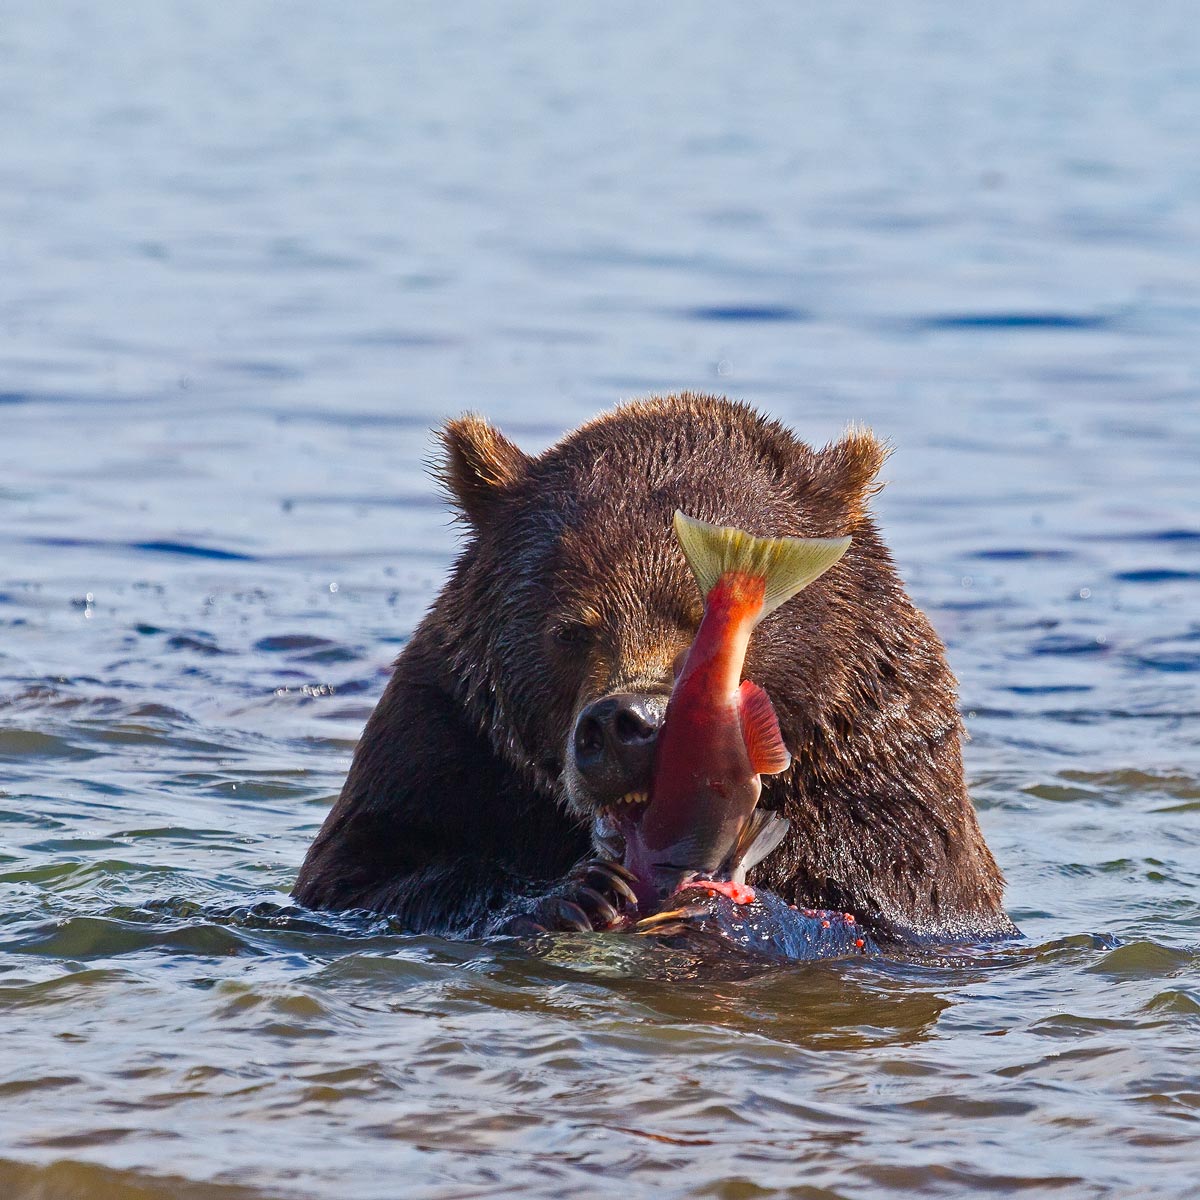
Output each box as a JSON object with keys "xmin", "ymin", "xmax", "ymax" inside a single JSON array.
[
  {"xmin": 24, "ymin": 837, "xmax": 126, "ymax": 854},
  {"xmin": 1061, "ymin": 767, "xmax": 1200, "ymax": 801},
  {"xmin": 81, "ymin": 900, "xmax": 474, "ymax": 968},
  {"xmin": 1143, "ymin": 988, "xmax": 1200, "ymax": 1017},
  {"xmin": 1026, "ymin": 934, "xmax": 1123, "ymax": 963},
  {"xmin": 1030, "ymin": 634, "xmax": 1110, "ymax": 656},
  {"xmin": 0, "ymin": 684, "xmax": 125, "ymax": 715},
  {"xmin": 0, "ymin": 1075, "xmax": 82, "ymax": 1097},
  {"xmin": 1008, "ymin": 684, "xmax": 1093, "ymax": 695},
  {"xmin": 1132, "ymin": 1089, "xmax": 1200, "ymax": 1121},
  {"xmin": 1030, "ymin": 1012, "xmax": 1144, "ymax": 1038},
  {"xmin": 858, "ymin": 1163, "xmax": 1086, "ymax": 1193},
  {"xmin": 1055, "ymin": 857, "xmax": 1136, "ymax": 878},
  {"xmin": 136, "ymin": 897, "xmax": 422, "ymax": 941},
  {"xmin": 0, "ymin": 858, "xmax": 188, "ymax": 894},
  {"xmin": 678, "ymin": 304, "xmax": 810, "ymax": 323},
  {"xmin": 1126, "ymin": 648, "xmax": 1200, "ymax": 673},
  {"xmin": 1085, "ymin": 528, "xmax": 1200, "ymax": 545},
  {"xmin": 900, "ymin": 1094, "xmax": 1036, "ymax": 1119},
  {"xmin": 0, "ymin": 967, "xmax": 135, "ymax": 1010},
  {"xmin": 972, "ymin": 548, "xmax": 1077, "ymax": 561},
  {"xmin": 0, "ymin": 807, "xmax": 65, "ymax": 832},
  {"xmin": 255, "ymin": 634, "xmax": 335, "ymax": 653},
  {"xmin": 160, "ymin": 774, "xmax": 321, "ymax": 804},
  {"xmin": 77, "ymin": 722, "xmax": 209, "ymax": 753},
  {"xmin": 253, "ymin": 634, "xmax": 360, "ymax": 665},
  {"xmin": 0, "ymin": 730, "xmax": 100, "ymax": 762},
  {"xmin": 1115, "ymin": 568, "xmax": 1200, "ymax": 583},
  {"xmin": 311, "ymin": 952, "xmax": 463, "ymax": 993},
  {"xmin": 0, "ymin": 389, "xmax": 112, "ymax": 406},
  {"xmin": 912, "ymin": 311, "xmax": 1114, "ymax": 332},
  {"xmin": 0, "ymin": 1158, "xmax": 283, "ymax": 1200},
  {"xmin": 164, "ymin": 628, "xmax": 225, "ymax": 657},
  {"xmin": 932, "ymin": 597, "xmax": 1011, "ymax": 613},
  {"xmin": 1155, "ymin": 799, "xmax": 1200, "ymax": 814},
  {"xmin": 26, "ymin": 537, "xmax": 258, "ymax": 562},
  {"xmin": 1085, "ymin": 941, "xmax": 1195, "ymax": 981},
  {"xmin": 114, "ymin": 826, "xmax": 256, "ymax": 844},
  {"xmin": 22, "ymin": 1127, "xmax": 146, "ymax": 1151},
  {"xmin": 137, "ymin": 540, "xmax": 258, "ymax": 561},
  {"xmin": 10, "ymin": 915, "xmax": 264, "ymax": 961},
  {"xmin": 294, "ymin": 646, "xmax": 359, "ymax": 666},
  {"xmin": 124, "ymin": 702, "xmax": 195, "ymax": 724}
]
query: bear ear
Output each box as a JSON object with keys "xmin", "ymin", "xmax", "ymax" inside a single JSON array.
[
  {"xmin": 813, "ymin": 425, "xmax": 890, "ymax": 528},
  {"xmin": 437, "ymin": 414, "xmax": 532, "ymax": 526}
]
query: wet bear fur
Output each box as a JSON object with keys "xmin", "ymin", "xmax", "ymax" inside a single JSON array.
[{"xmin": 293, "ymin": 394, "xmax": 1016, "ymax": 943}]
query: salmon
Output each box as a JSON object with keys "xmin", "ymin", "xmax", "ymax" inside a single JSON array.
[
  {"xmin": 634, "ymin": 886, "xmax": 876, "ymax": 961},
  {"xmin": 619, "ymin": 511, "xmax": 850, "ymax": 909}
]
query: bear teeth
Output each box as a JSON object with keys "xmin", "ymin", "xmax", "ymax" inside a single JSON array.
[{"xmin": 617, "ymin": 791, "xmax": 649, "ymax": 807}]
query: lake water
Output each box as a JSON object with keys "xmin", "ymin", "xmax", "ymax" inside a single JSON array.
[{"xmin": 2, "ymin": 5, "xmax": 1198, "ymax": 1197}]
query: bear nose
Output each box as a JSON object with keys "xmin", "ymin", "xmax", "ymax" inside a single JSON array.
[{"xmin": 572, "ymin": 693, "xmax": 665, "ymax": 796}]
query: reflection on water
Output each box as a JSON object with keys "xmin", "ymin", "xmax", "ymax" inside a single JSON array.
[{"xmin": 1, "ymin": 3, "xmax": 1198, "ymax": 1197}]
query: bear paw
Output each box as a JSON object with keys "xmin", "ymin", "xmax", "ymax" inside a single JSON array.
[{"xmin": 500, "ymin": 859, "xmax": 639, "ymax": 935}]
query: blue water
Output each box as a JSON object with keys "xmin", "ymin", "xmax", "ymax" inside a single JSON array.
[{"xmin": 1, "ymin": 5, "xmax": 1198, "ymax": 1198}]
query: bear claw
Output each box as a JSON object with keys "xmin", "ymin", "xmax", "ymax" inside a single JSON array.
[
  {"xmin": 539, "ymin": 896, "xmax": 593, "ymax": 933},
  {"xmin": 580, "ymin": 860, "xmax": 638, "ymax": 909},
  {"xmin": 571, "ymin": 884, "xmax": 620, "ymax": 928}
]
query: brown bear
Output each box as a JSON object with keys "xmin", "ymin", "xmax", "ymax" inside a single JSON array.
[{"xmin": 293, "ymin": 393, "xmax": 1017, "ymax": 944}]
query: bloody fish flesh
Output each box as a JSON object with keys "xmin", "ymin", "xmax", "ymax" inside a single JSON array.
[{"xmin": 636, "ymin": 885, "xmax": 877, "ymax": 960}]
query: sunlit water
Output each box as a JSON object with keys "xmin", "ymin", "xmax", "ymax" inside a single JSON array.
[{"xmin": 2, "ymin": 5, "xmax": 1198, "ymax": 1198}]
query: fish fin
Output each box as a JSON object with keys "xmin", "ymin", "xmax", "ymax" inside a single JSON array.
[
  {"xmin": 673, "ymin": 511, "xmax": 850, "ymax": 621},
  {"xmin": 739, "ymin": 679, "xmax": 792, "ymax": 775},
  {"xmin": 726, "ymin": 808, "xmax": 791, "ymax": 882}
]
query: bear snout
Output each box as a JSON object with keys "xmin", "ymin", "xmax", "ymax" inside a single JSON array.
[{"xmin": 567, "ymin": 692, "xmax": 667, "ymax": 812}]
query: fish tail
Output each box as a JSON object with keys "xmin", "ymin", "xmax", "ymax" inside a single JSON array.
[{"xmin": 673, "ymin": 510, "xmax": 851, "ymax": 623}]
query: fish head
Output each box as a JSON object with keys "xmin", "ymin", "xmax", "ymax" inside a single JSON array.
[
  {"xmin": 611, "ymin": 775, "xmax": 763, "ymax": 909},
  {"xmin": 594, "ymin": 803, "xmax": 706, "ymax": 908},
  {"xmin": 610, "ymin": 798, "xmax": 791, "ymax": 911}
]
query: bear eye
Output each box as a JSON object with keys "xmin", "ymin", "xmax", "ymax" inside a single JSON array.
[{"xmin": 549, "ymin": 620, "xmax": 594, "ymax": 649}]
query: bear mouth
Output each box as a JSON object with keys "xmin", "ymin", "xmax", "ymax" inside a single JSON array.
[
  {"xmin": 609, "ymin": 790, "xmax": 650, "ymax": 811},
  {"xmin": 590, "ymin": 792, "xmax": 651, "ymax": 860},
  {"xmin": 597, "ymin": 790, "xmax": 651, "ymax": 825}
]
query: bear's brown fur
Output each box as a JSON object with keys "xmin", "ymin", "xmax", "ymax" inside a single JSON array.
[{"xmin": 293, "ymin": 394, "xmax": 1016, "ymax": 942}]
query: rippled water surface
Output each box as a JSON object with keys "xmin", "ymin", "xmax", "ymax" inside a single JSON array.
[{"xmin": 2, "ymin": 5, "xmax": 1199, "ymax": 1198}]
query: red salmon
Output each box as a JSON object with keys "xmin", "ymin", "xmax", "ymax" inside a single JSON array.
[{"xmin": 620, "ymin": 511, "xmax": 850, "ymax": 909}]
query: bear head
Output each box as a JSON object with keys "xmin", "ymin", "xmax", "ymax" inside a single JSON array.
[{"xmin": 435, "ymin": 393, "xmax": 896, "ymax": 833}]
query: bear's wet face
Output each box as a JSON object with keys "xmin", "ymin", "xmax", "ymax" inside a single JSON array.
[
  {"xmin": 436, "ymin": 403, "xmax": 867, "ymax": 827},
  {"xmin": 537, "ymin": 539, "xmax": 695, "ymax": 822}
]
